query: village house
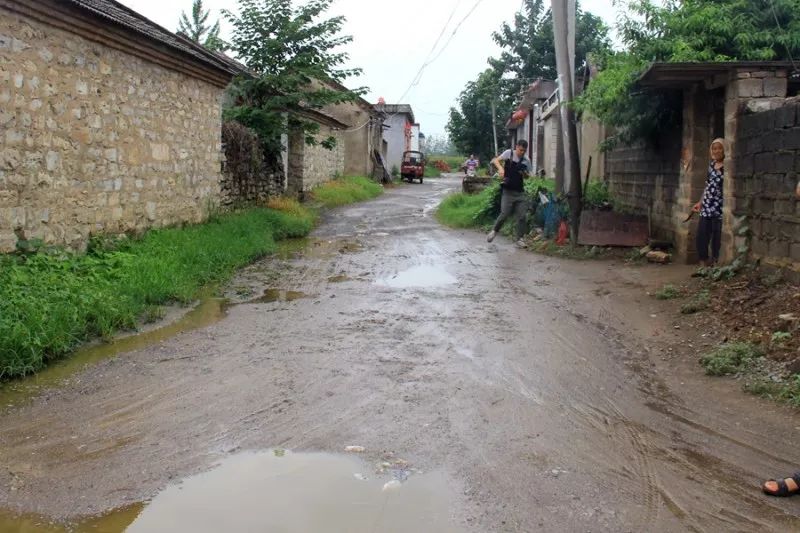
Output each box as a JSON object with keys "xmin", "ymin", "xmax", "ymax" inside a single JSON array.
[
  {"xmin": 508, "ymin": 62, "xmax": 800, "ymax": 276},
  {"xmin": 0, "ymin": 0, "xmax": 244, "ymax": 252},
  {"xmin": 286, "ymin": 79, "xmax": 386, "ymax": 195},
  {"xmin": 378, "ymin": 104, "xmax": 422, "ymax": 174}
]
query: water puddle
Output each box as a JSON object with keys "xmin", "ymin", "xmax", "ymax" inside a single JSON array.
[
  {"xmin": 0, "ymin": 298, "xmax": 229, "ymax": 410},
  {"xmin": 377, "ymin": 265, "xmax": 458, "ymax": 289},
  {"xmin": 249, "ymin": 288, "xmax": 308, "ymax": 304},
  {"xmin": 0, "ymin": 451, "xmax": 459, "ymax": 532},
  {"xmin": 327, "ymin": 274, "xmax": 351, "ymax": 283}
]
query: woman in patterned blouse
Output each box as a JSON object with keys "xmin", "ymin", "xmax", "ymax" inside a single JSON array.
[{"xmin": 692, "ymin": 138, "xmax": 725, "ymax": 266}]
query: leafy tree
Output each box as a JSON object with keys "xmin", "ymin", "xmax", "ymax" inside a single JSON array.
[
  {"xmin": 577, "ymin": 0, "xmax": 800, "ymax": 147},
  {"xmin": 447, "ymin": 69, "xmax": 506, "ymax": 163},
  {"xmin": 489, "ymin": 0, "xmax": 611, "ymax": 104},
  {"xmin": 223, "ymin": 0, "xmax": 363, "ymax": 158},
  {"xmin": 424, "ymin": 134, "xmax": 456, "ymax": 155},
  {"xmin": 178, "ymin": 0, "xmax": 228, "ymax": 52},
  {"xmin": 447, "ymin": 1, "xmax": 611, "ymax": 162}
]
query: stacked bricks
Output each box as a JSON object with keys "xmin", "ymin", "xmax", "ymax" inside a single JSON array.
[{"xmin": 735, "ymin": 97, "xmax": 800, "ymax": 275}]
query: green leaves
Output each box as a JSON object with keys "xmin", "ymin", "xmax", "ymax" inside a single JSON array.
[
  {"xmin": 178, "ymin": 0, "xmax": 228, "ymax": 52},
  {"xmin": 223, "ymin": 0, "xmax": 363, "ymax": 156}
]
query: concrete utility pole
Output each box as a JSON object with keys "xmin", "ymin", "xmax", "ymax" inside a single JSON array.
[
  {"xmin": 490, "ymin": 99, "xmax": 499, "ymax": 156},
  {"xmin": 551, "ymin": 0, "xmax": 582, "ymax": 243}
]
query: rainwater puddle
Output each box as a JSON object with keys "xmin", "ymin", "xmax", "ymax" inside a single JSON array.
[
  {"xmin": 250, "ymin": 288, "xmax": 308, "ymax": 304},
  {"xmin": 0, "ymin": 450, "xmax": 459, "ymax": 532},
  {"xmin": 0, "ymin": 298, "xmax": 228, "ymax": 409},
  {"xmin": 378, "ymin": 265, "xmax": 458, "ymax": 288},
  {"xmin": 327, "ymin": 274, "xmax": 351, "ymax": 283}
]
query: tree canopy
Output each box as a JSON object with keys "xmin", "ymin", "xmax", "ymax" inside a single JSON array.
[
  {"xmin": 577, "ymin": 0, "xmax": 800, "ymax": 147},
  {"xmin": 178, "ymin": 0, "xmax": 227, "ymax": 52},
  {"xmin": 223, "ymin": 0, "xmax": 363, "ymax": 157},
  {"xmin": 447, "ymin": 0, "xmax": 611, "ymax": 159}
]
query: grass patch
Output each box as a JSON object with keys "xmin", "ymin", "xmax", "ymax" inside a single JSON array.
[
  {"xmin": 744, "ymin": 375, "xmax": 800, "ymax": 407},
  {"xmin": 436, "ymin": 186, "xmax": 496, "ymax": 228},
  {"xmin": 0, "ymin": 205, "xmax": 315, "ymax": 380},
  {"xmin": 309, "ymin": 176, "xmax": 383, "ymax": 208},
  {"xmin": 700, "ymin": 342, "xmax": 764, "ymax": 376},
  {"xmin": 655, "ymin": 284, "xmax": 682, "ymax": 300},
  {"xmin": 680, "ymin": 290, "xmax": 710, "ymax": 314}
]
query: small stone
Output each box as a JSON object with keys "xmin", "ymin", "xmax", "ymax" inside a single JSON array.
[{"xmin": 345, "ymin": 445, "xmax": 365, "ymax": 453}]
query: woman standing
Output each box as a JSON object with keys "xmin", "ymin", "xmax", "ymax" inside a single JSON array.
[{"xmin": 693, "ymin": 138, "xmax": 726, "ymax": 266}]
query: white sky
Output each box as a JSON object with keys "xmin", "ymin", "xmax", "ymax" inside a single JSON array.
[{"xmin": 118, "ymin": 0, "xmax": 620, "ymax": 137}]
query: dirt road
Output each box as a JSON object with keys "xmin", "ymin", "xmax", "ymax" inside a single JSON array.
[{"xmin": 2, "ymin": 175, "xmax": 800, "ymax": 532}]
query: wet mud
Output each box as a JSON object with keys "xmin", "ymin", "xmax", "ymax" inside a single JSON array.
[{"xmin": 1, "ymin": 175, "xmax": 799, "ymax": 531}]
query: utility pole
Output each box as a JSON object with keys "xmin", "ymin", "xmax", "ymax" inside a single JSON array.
[
  {"xmin": 490, "ymin": 99, "xmax": 499, "ymax": 156},
  {"xmin": 551, "ymin": 0, "xmax": 582, "ymax": 243}
]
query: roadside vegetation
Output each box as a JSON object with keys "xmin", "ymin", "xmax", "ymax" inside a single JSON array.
[{"xmin": 0, "ymin": 178, "xmax": 382, "ymax": 380}]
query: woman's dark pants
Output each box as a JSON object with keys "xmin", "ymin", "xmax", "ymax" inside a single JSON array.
[{"xmin": 696, "ymin": 216, "xmax": 722, "ymax": 262}]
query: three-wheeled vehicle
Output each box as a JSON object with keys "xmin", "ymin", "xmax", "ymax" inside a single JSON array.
[{"xmin": 400, "ymin": 150, "xmax": 426, "ymax": 183}]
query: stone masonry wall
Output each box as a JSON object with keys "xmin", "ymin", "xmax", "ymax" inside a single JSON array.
[
  {"xmin": 303, "ymin": 127, "xmax": 345, "ymax": 190},
  {"xmin": 735, "ymin": 98, "xmax": 800, "ymax": 276},
  {"xmin": 0, "ymin": 8, "xmax": 224, "ymax": 252},
  {"xmin": 605, "ymin": 130, "xmax": 682, "ymax": 244}
]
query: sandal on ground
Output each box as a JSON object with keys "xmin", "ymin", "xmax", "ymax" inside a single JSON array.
[{"xmin": 762, "ymin": 472, "xmax": 800, "ymax": 497}]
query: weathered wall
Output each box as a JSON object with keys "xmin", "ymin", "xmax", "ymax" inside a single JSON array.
[
  {"xmin": 286, "ymin": 127, "xmax": 345, "ymax": 194},
  {"xmin": 735, "ymin": 98, "xmax": 800, "ymax": 276},
  {"xmin": 0, "ymin": 10, "xmax": 222, "ymax": 251},
  {"xmin": 220, "ymin": 121, "xmax": 284, "ymax": 205},
  {"xmin": 383, "ymin": 114, "xmax": 411, "ymax": 172},
  {"xmin": 605, "ymin": 127, "xmax": 682, "ymax": 245},
  {"xmin": 0, "ymin": 7, "xmax": 225, "ymax": 252}
]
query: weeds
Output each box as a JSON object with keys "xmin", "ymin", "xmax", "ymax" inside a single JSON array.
[
  {"xmin": 309, "ymin": 176, "xmax": 383, "ymax": 208},
  {"xmin": 680, "ymin": 290, "xmax": 710, "ymax": 314},
  {"xmin": 0, "ymin": 207, "xmax": 315, "ymax": 380},
  {"xmin": 655, "ymin": 284, "xmax": 682, "ymax": 300},
  {"xmin": 436, "ymin": 188, "xmax": 494, "ymax": 228},
  {"xmin": 700, "ymin": 342, "xmax": 764, "ymax": 376},
  {"xmin": 745, "ymin": 374, "xmax": 800, "ymax": 407}
]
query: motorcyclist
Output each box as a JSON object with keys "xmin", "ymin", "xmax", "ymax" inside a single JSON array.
[{"xmin": 463, "ymin": 154, "xmax": 479, "ymax": 176}]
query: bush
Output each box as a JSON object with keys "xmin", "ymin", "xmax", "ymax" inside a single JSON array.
[
  {"xmin": 700, "ymin": 342, "xmax": 764, "ymax": 376},
  {"xmin": 680, "ymin": 290, "xmax": 710, "ymax": 314}
]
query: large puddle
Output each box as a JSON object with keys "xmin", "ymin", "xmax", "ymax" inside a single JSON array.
[
  {"xmin": 0, "ymin": 298, "xmax": 229, "ymax": 410},
  {"xmin": 0, "ymin": 451, "xmax": 459, "ymax": 533},
  {"xmin": 377, "ymin": 265, "xmax": 458, "ymax": 289}
]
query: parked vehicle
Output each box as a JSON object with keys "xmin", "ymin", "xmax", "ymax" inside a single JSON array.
[{"xmin": 401, "ymin": 150, "xmax": 426, "ymax": 183}]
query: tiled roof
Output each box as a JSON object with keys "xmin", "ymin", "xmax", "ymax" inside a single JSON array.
[{"xmin": 65, "ymin": 0, "xmax": 246, "ymax": 76}]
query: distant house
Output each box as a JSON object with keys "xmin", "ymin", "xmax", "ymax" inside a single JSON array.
[
  {"xmin": 0, "ymin": 0, "xmax": 243, "ymax": 252},
  {"xmin": 379, "ymin": 104, "xmax": 422, "ymax": 172}
]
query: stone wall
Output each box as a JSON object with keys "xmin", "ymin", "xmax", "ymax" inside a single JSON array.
[
  {"xmin": 605, "ymin": 129, "xmax": 682, "ymax": 244},
  {"xmin": 286, "ymin": 127, "xmax": 345, "ymax": 194},
  {"xmin": 0, "ymin": 7, "xmax": 225, "ymax": 252},
  {"xmin": 220, "ymin": 121, "xmax": 284, "ymax": 206},
  {"xmin": 735, "ymin": 98, "xmax": 800, "ymax": 276}
]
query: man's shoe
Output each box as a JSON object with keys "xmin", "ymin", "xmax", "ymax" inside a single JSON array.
[
  {"xmin": 486, "ymin": 230, "xmax": 496, "ymax": 243},
  {"xmin": 515, "ymin": 239, "xmax": 528, "ymax": 248}
]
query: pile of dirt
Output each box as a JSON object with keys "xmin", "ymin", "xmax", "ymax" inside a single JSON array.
[{"xmin": 685, "ymin": 268, "xmax": 800, "ymax": 365}]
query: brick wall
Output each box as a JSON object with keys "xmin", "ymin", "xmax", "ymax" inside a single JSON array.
[
  {"xmin": 0, "ymin": 7, "xmax": 225, "ymax": 252},
  {"xmin": 735, "ymin": 98, "xmax": 800, "ymax": 273},
  {"xmin": 605, "ymin": 128, "xmax": 682, "ymax": 243}
]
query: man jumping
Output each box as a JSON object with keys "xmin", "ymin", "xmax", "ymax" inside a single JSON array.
[{"xmin": 486, "ymin": 140, "xmax": 532, "ymax": 247}]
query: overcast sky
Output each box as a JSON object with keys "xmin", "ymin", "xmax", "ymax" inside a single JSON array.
[{"xmin": 118, "ymin": 0, "xmax": 620, "ymax": 137}]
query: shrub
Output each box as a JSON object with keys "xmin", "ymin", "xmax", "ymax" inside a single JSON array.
[
  {"xmin": 700, "ymin": 342, "xmax": 764, "ymax": 376},
  {"xmin": 655, "ymin": 284, "xmax": 681, "ymax": 300}
]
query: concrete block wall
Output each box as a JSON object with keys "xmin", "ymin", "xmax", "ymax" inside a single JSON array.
[
  {"xmin": 605, "ymin": 133, "xmax": 682, "ymax": 245},
  {"xmin": 735, "ymin": 98, "xmax": 800, "ymax": 275}
]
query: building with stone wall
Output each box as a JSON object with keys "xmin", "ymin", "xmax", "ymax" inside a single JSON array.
[
  {"xmin": 286, "ymin": 110, "xmax": 348, "ymax": 196},
  {"xmin": 0, "ymin": 0, "xmax": 242, "ymax": 252},
  {"xmin": 380, "ymin": 104, "xmax": 419, "ymax": 173}
]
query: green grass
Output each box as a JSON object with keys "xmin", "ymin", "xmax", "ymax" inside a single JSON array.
[
  {"xmin": 745, "ymin": 374, "xmax": 800, "ymax": 407},
  {"xmin": 680, "ymin": 290, "xmax": 710, "ymax": 314},
  {"xmin": 655, "ymin": 284, "xmax": 682, "ymax": 300},
  {"xmin": 700, "ymin": 342, "xmax": 764, "ymax": 376},
  {"xmin": 309, "ymin": 176, "xmax": 383, "ymax": 207},
  {"xmin": 0, "ymin": 206, "xmax": 316, "ymax": 380},
  {"xmin": 436, "ymin": 185, "xmax": 496, "ymax": 228}
]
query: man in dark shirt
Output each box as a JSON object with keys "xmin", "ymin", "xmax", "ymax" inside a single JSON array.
[{"xmin": 487, "ymin": 140, "xmax": 532, "ymax": 247}]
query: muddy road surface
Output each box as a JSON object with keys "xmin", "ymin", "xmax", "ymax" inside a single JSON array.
[{"xmin": 2, "ymin": 175, "xmax": 800, "ymax": 532}]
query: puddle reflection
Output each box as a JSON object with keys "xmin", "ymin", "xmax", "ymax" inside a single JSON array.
[{"xmin": 378, "ymin": 265, "xmax": 457, "ymax": 289}]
